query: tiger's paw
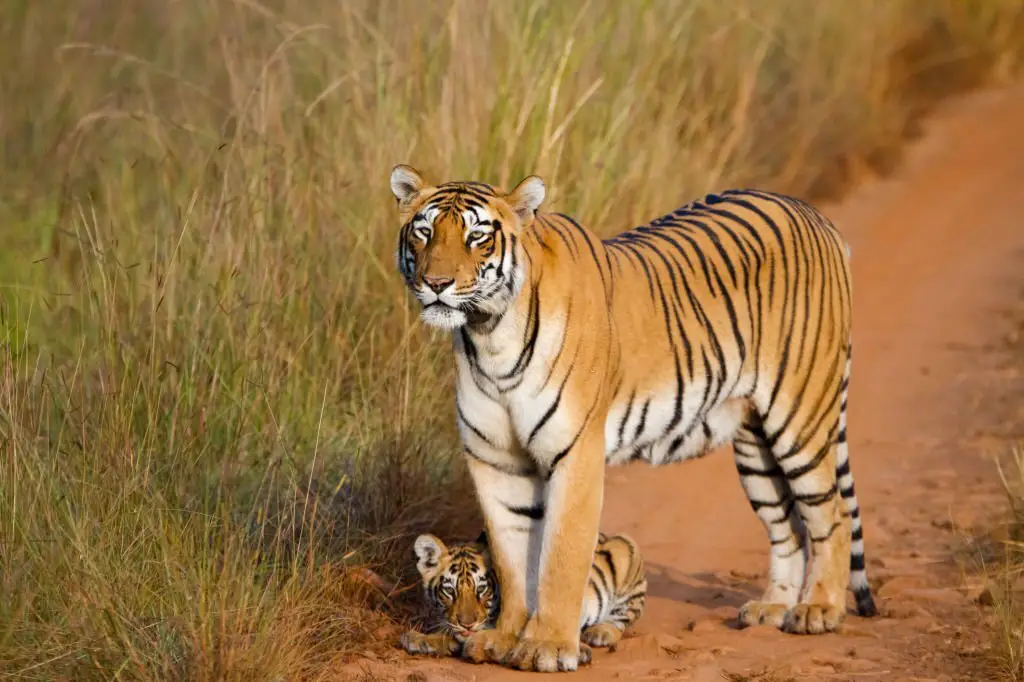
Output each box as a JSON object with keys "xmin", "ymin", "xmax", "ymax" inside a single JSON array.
[
  {"xmin": 738, "ymin": 600, "xmax": 789, "ymax": 629},
  {"xmin": 506, "ymin": 636, "xmax": 591, "ymax": 672},
  {"xmin": 400, "ymin": 630, "xmax": 460, "ymax": 657},
  {"xmin": 581, "ymin": 623, "xmax": 623, "ymax": 648},
  {"xmin": 460, "ymin": 628, "xmax": 517, "ymax": 664},
  {"xmin": 782, "ymin": 602, "xmax": 844, "ymax": 634}
]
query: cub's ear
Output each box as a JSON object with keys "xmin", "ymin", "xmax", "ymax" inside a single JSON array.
[
  {"xmin": 413, "ymin": 533, "xmax": 448, "ymax": 579},
  {"xmin": 507, "ymin": 175, "xmax": 545, "ymax": 223},
  {"xmin": 474, "ymin": 529, "xmax": 488, "ymax": 547},
  {"xmin": 390, "ymin": 165, "xmax": 429, "ymax": 206}
]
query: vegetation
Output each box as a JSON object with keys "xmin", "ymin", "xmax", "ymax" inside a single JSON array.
[
  {"xmin": 1, "ymin": 0, "xmax": 1022, "ymax": 679},
  {"xmin": 989, "ymin": 293, "xmax": 1024, "ymax": 680}
]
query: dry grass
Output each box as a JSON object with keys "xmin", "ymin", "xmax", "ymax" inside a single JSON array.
[
  {"xmin": 989, "ymin": 294, "xmax": 1024, "ymax": 680},
  {"xmin": 1, "ymin": 0, "xmax": 1023, "ymax": 679},
  {"xmin": 989, "ymin": 447, "xmax": 1024, "ymax": 681}
]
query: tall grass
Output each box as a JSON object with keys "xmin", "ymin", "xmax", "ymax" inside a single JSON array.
[{"xmin": 1, "ymin": 0, "xmax": 1022, "ymax": 679}]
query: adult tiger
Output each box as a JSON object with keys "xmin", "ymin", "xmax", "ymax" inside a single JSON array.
[{"xmin": 389, "ymin": 165, "xmax": 877, "ymax": 673}]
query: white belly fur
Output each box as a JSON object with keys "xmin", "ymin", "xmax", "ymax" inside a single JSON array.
[{"xmin": 604, "ymin": 382, "xmax": 747, "ymax": 467}]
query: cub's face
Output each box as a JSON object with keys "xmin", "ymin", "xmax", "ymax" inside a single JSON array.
[
  {"xmin": 389, "ymin": 165, "xmax": 545, "ymax": 330},
  {"xmin": 412, "ymin": 534, "xmax": 499, "ymax": 640}
]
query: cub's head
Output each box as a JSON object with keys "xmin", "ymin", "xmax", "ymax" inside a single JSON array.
[
  {"xmin": 412, "ymin": 533, "xmax": 499, "ymax": 640},
  {"xmin": 389, "ymin": 165, "xmax": 546, "ymax": 330}
]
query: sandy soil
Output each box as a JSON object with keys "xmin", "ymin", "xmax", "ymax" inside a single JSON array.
[{"xmin": 347, "ymin": 86, "xmax": 1024, "ymax": 681}]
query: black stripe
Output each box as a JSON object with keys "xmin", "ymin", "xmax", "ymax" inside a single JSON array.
[
  {"xmin": 528, "ymin": 366, "xmax": 572, "ymax": 445},
  {"xmin": 498, "ymin": 281, "xmax": 541, "ymax": 380},
  {"xmin": 463, "ymin": 446, "xmax": 537, "ymax": 477},
  {"xmin": 793, "ymin": 483, "xmax": 838, "ymax": 506},
  {"xmin": 457, "ymin": 403, "xmax": 496, "ymax": 448},
  {"xmin": 781, "ymin": 440, "xmax": 832, "ymax": 480},
  {"xmin": 504, "ymin": 502, "xmax": 544, "ymax": 520}
]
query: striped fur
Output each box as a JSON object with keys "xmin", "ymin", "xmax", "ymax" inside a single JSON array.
[
  {"xmin": 389, "ymin": 165, "xmax": 878, "ymax": 672},
  {"xmin": 400, "ymin": 532, "xmax": 647, "ymax": 658}
]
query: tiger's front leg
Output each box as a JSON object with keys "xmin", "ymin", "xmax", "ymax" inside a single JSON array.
[
  {"xmin": 460, "ymin": 454, "xmax": 543, "ymax": 666},
  {"xmin": 400, "ymin": 630, "xmax": 461, "ymax": 657},
  {"xmin": 506, "ymin": 426, "xmax": 605, "ymax": 673}
]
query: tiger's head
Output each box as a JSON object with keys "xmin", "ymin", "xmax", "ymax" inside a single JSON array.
[
  {"xmin": 412, "ymin": 533, "xmax": 500, "ymax": 641},
  {"xmin": 389, "ymin": 165, "xmax": 546, "ymax": 330}
]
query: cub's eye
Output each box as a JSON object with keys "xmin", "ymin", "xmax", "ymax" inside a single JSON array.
[
  {"xmin": 414, "ymin": 226, "xmax": 431, "ymax": 241},
  {"xmin": 467, "ymin": 230, "xmax": 490, "ymax": 245},
  {"xmin": 476, "ymin": 584, "xmax": 489, "ymax": 597}
]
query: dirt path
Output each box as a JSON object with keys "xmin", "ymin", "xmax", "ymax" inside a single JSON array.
[{"xmin": 351, "ymin": 86, "xmax": 1024, "ymax": 681}]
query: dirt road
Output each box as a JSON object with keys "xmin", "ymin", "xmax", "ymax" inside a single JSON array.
[{"xmin": 352, "ymin": 86, "xmax": 1024, "ymax": 681}]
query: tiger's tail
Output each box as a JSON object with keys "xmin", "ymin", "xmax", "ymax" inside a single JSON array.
[{"xmin": 837, "ymin": 344, "xmax": 878, "ymax": 617}]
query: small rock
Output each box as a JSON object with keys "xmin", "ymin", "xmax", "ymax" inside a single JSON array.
[{"xmin": 978, "ymin": 584, "xmax": 1003, "ymax": 606}]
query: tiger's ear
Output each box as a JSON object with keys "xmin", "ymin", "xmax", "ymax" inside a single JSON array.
[
  {"xmin": 413, "ymin": 534, "xmax": 448, "ymax": 579},
  {"xmin": 506, "ymin": 175, "xmax": 545, "ymax": 224},
  {"xmin": 390, "ymin": 165, "xmax": 429, "ymax": 206},
  {"xmin": 474, "ymin": 529, "xmax": 488, "ymax": 547}
]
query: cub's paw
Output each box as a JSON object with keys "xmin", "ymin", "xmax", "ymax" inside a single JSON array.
[
  {"xmin": 507, "ymin": 637, "xmax": 590, "ymax": 672},
  {"xmin": 460, "ymin": 628, "xmax": 517, "ymax": 664},
  {"xmin": 782, "ymin": 603, "xmax": 844, "ymax": 634},
  {"xmin": 581, "ymin": 623, "xmax": 623, "ymax": 648},
  {"xmin": 738, "ymin": 600, "xmax": 789, "ymax": 629},
  {"xmin": 400, "ymin": 630, "xmax": 458, "ymax": 657}
]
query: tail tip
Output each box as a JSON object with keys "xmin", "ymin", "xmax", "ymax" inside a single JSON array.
[{"xmin": 854, "ymin": 588, "xmax": 878, "ymax": 618}]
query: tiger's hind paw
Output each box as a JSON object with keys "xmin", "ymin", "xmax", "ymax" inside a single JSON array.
[{"xmin": 581, "ymin": 623, "xmax": 623, "ymax": 648}]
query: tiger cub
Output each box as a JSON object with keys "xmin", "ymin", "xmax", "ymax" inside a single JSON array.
[{"xmin": 400, "ymin": 531, "xmax": 647, "ymax": 658}]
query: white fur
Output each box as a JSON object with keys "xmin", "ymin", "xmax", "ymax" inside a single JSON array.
[
  {"xmin": 509, "ymin": 176, "xmax": 546, "ymax": 221},
  {"xmin": 390, "ymin": 165, "xmax": 425, "ymax": 204}
]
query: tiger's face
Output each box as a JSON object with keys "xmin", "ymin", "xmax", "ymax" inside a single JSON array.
[
  {"xmin": 389, "ymin": 165, "xmax": 546, "ymax": 330},
  {"xmin": 412, "ymin": 533, "xmax": 499, "ymax": 641}
]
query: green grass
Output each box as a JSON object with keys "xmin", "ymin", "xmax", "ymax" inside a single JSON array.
[{"xmin": 1, "ymin": 0, "xmax": 1023, "ymax": 679}]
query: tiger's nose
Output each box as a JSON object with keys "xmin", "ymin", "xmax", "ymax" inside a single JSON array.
[
  {"xmin": 456, "ymin": 614, "xmax": 477, "ymax": 628},
  {"xmin": 423, "ymin": 275, "xmax": 454, "ymax": 293}
]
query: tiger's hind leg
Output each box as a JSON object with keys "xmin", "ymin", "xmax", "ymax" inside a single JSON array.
[
  {"xmin": 733, "ymin": 414, "xmax": 807, "ymax": 629},
  {"xmin": 769, "ymin": 402, "xmax": 851, "ymax": 634}
]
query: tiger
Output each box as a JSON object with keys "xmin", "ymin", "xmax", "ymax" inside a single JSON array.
[
  {"xmin": 400, "ymin": 531, "xmax": 646, "ymax": 659},
  {"xmin": 388, "ymin": 164, "xmax": 878, "ymax": 673}
]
